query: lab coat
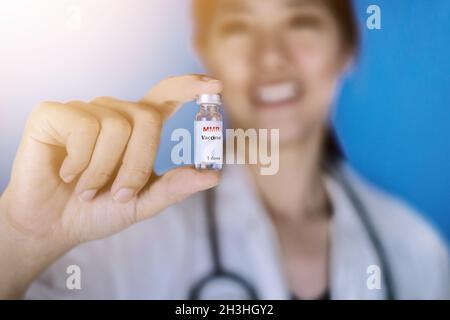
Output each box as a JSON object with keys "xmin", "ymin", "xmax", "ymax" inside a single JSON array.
[{"xmin": 25, "ymin": 163, "xmax": 450, "ymax": 299}]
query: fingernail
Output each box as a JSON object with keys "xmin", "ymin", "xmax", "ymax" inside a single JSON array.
[
  {"xmin": 205, "ymin": 178, "xmax": 220, "ymax": 189},
  {"xmin": 196, "ymin": 175, "xmax": 220, "ymax": 191},
  {"xmin": 62, "ymin": 174, "xmax": 76, "ymax": 183},
  {"xmin": 113, "ymin": 188, "xmax": 135, "ymax": 203},
  {"xmin": 78, "ymin": 189, "xmax": 97, "ymax": 202},
  {"xmin": 200, "ymin": 76, "xmax": 219, "ymax": 83}
]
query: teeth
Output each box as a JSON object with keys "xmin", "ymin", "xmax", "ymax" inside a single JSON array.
[{"xmin": 258, "ymin": 82, "xmax": 297, "ymax": 103}]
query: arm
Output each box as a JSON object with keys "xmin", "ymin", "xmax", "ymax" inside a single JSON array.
[{"xmin": 0, "ymin": 75, "xmax": 222, "ymax": 299}]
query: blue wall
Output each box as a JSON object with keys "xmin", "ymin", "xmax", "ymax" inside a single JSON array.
[{"xmin": 337, "ymin": 0, "xmax": 450, "ymax": 243}]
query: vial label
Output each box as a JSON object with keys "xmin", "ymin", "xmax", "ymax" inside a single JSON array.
[{"xmin": 194, "ymin": 120, "xmax": 223, "ymax": 165}]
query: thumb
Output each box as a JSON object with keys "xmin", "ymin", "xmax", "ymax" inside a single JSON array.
[{"xmin": 135, "ymin": 167, "xmax": 220, "ymax": 222}]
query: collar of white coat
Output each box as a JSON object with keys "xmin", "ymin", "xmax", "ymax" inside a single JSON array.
[{"xmin": 214, "ymin": 163, "xmax": 387, "ymax": 300}]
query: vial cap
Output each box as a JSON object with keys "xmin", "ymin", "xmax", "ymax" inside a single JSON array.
[{"xmin": 196, "ymin": 94, "xmax": 221, "ymax": 106}]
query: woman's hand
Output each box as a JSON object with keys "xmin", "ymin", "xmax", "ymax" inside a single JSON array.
[{"xmin": 0, "ymin": 75, "xmax": 222, "ymax": 298}]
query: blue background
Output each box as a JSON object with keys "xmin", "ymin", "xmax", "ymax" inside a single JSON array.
[
  {"xmin": 337, "ymin": 0, "xmax": 450, "ymax": 243},
  {"xmin": 0, "ymin": 0, "xmax": 449, "ymax": 244}
]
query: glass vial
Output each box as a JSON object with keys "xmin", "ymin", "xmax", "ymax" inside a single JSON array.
[{"xmin": 194, "ymin": 94, "xmax": 223, "ymax": 170}]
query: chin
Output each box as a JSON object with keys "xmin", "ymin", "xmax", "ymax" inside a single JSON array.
[
  {"xmin": 257, "ymin": 119, "xmax": 306, "ymax": 146},
  {"xmin": 279, "ymin": 125, "xmax": 307, "ymax": 146}
]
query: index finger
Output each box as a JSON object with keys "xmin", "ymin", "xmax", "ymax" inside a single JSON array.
[{"xmin": 140, "ymin": 74, "xmax": 223, "ymax": 121}]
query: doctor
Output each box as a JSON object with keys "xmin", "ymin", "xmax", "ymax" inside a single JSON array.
[{"xmin": 0, "ymin": 0, "xmax": 449, "ymax": 299}]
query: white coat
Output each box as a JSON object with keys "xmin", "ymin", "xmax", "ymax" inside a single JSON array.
[{"xmin": 25, "ymin": 163, "xmax": 450, "ymax": 299}]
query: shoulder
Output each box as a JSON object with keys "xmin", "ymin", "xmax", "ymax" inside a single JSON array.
[{"xmin": 341, "ymin": 164, "xmax": 450, "ymax": 299}]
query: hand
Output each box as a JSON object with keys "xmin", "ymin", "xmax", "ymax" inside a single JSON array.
[{"xmin": 0, "ymin": 75, "xmax": 222, "ymax": 297}]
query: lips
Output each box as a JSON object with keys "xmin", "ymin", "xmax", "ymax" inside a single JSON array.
[{"xmin": 250, "ymin": 81, "xmax": 303, "ymax": 108}]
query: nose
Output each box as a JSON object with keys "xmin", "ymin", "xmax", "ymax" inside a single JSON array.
[{"xmin": 253, "ymin": 29, "xmax": 289, "ymax": 74}]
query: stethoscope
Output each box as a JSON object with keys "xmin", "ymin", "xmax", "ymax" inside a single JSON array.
[{"xmin": 188, "ymin": 164, "xmax": 396, "ymax": 300}]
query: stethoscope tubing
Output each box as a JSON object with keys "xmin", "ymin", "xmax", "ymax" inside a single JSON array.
[
  {"xmin": 330, "ymin": 165, "xmax": 396, "ymax": 299},
  {"xmin": 189, "ymin": 164, "xmax": 396, "ymax": 300},
  {"xmin": 189, "ymin": 187, "xmax": 259, "ymax": 299}
]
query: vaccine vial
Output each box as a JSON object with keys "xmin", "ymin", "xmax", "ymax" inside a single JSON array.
[{"xmin": 194, "ymin": 94, "xmax": 223, "ymax": 170}]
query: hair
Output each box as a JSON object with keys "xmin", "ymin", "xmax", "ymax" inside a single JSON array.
[{"xmin": 192, "ymin": 0, "xmax": 360, "ymax": 162}]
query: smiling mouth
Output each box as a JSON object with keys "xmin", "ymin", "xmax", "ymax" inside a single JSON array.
[{"xmin": 251, "ymin": 81, "xmax": 303, "ymax": 108}]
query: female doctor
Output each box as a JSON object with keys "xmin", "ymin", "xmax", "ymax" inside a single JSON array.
[{"xmin": 0, "ymin": 0, "xmax": 449, "ymax": 299}]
